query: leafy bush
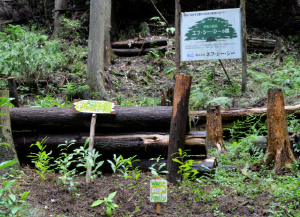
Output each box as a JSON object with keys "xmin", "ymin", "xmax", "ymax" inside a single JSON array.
[{"xmin": 0, "ymin": 25, "xmax": 65, "ymax": 78}]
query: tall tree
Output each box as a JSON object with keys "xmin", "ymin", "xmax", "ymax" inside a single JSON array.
[
  {"xmin": 104, "ymin": 0, "xmax": 113, "ymax": 66},
  {"xmin": 52, "ymin": 0, "xmax": 66, "ymax": 39},
  {"xmin": 86, "ymin": 0, "xmax": 107, "ymax": 98},
  {"xmin": 0, "ymin": 90, "xmax": 20, "ymax": 175}
]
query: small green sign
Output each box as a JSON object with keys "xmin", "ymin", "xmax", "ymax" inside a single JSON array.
[
  {"xmin": 150, "ymin": 179, "xmax": 167, "ymax": 202},
  {"xmin": 74, "ymin": 100, "xmax": 116, "ymax": 114}
]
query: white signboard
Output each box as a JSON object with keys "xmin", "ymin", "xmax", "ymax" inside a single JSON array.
[
  {"xmin": 150, "ymin": 179, "xmax": 167, "ymax": 202},
  {"xmin": 181, "ymin": 8, "xmax": 242, "ymax": 61}
]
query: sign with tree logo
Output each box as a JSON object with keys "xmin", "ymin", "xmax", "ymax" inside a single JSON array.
[{"xmin": 181, "ymin": 8, "xmax": 241, "ymax": 61}]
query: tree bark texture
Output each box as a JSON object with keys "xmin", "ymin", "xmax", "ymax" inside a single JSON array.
[
  {"xmin": 86, "ymin": 113, "xmax": 96, "ymax": 184},
  {"xmin": 0, "ymin": 90, "xmax": 20, "ymax": 175},
  {"xmin": 175, "ymin": 0, "xmax": 181, "ymax": 72},
  {"xmin": 206, "ymin": 105, "xmax": 224, "ymax": 150},
  {"xmin": 265, "ymin": 88, "xmax": 296, "ymax": 172},
  {"xmin": 87, "ymin": 0, "xmax": 107, "ymax": 98},
  {"xmin": 167, "ymin": 74, "xmax": 191, "ymax": 184},
  {"xmin": 13, "ymin": 131, "xmax": 206, "ymax": 162},
  {"xmin": 7, "ymin": 77, "xmax": 19, "ymax": 107},
  {"xmin": 52, "ymin": 0, "xmax": 66, "ymax": 39},
  {"xmin": 240, "ymin": 0, "xmax": 247, "ymax": 93},
  {"xmin": 104, "ymin": 0, "xmax": 112, "ymax": 66},
  {"xmin": 276, "ymin": 37, "xmax": 283, "ymax": 65},
  {"xmin": 161, "ymin": 90, "xmax": 166, "ymax": 106},
  {"xmin": 10, "ymin": 106, "xmax": 190, "ymax": 133}
]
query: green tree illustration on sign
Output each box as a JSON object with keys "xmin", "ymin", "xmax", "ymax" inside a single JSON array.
[{"xmin": 185, "ymin": 17, "xmax": 237, "ymax": 41}]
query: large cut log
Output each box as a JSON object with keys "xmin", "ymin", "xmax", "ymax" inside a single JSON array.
[
  {"xmin": 11, "ymin": 106, "xmax": 191, "ymax": 133},
  {"xmin": 112, "ymin": 46, "xmax": 167, "ymax": 56},
  {"xmin": 190, "ymin": 104, "xmax": 300, "ymax": 121},
  {"xmin": 13, "ymin": 131, "xmax": 207, "ymax": 162},
  {"xmin": 111, "ymin": 39, "xmax": 168, "ymax": 48}
]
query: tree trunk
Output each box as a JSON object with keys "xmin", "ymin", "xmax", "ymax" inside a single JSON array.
[
  {"xmin": 264, "ymin": 88, "xmax": 296, "ymax": 173},
  {"xmin": 86, "ymin": 0, "xmax": 107, "ymax": 99},
  {"xmin": 10, "ymin": 106, "xmax": 190, "ymax": 133},
  {"xmin": 104, "ymin": 0, "xmax": 113, "ymax": 66},
  {"xmin": 206, "ymin": 105, "xmax": 224, "ymax": 150},
  {"xmin": 167, "ymin": 75, "xmax": 191, "ymax": 184},
  {"xmin": 7, "ymin": 77, "xmax": 19, "ymax": 107},
  {"xmin": 52, "ymin": 0, "xmax": 66, "ymax": 39},
  {"xmin": 0, "ymin": 90, "xmax": 20, "ymax": 175}
]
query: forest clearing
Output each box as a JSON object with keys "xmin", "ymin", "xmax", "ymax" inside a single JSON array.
[{"xmin": 1, "ymin": 0, "xmax": 300, "ymax": 216}]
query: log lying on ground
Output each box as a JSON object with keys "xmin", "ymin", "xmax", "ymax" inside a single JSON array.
[
  {"xmin": 98, "ymin": 157, "xmax": 217, "ymax": 175},
  {"xmin": 190, "ymin": 104, "xmax": 300, "ymax": 121},
  {"xmin": 247, "ymin": 38, "xmax": 276, "ymax": 53},
  {"xmin": 13, "ymin": 131, "xmax": 207, "ymax": 159},
  {"xmin": 11, "ymin": 106, "xmax": 191, "ymax": 133},
  {"xmin": 111, "ymin": 39, "xmax": 168, "ymax": 48},
  {"xmin": 112, "ymin": 46, "xmax": 167, "ymax": 56}
]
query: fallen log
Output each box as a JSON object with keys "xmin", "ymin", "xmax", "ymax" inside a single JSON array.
[
  {"xmin": 130, "ymin": 157, "xmax": 217, "ymax": 175},
  {"xmin": 247, "ymin": 38, "xmax": 276, "ymax": 44},
  {"xmin": 112, "ymin": 46, "xmax": 167, "ymax": 56},
  {"xmin": 10, "ymin": 106, "xmax": 190, "ymax": 133},
  {"xmin": 190, "ymin": 104, "xmax": 300, "ymax": 121},
  {"xmin": 13, "ymin": 131, "xmax": 206, "ymax": 158},
  {"xmin": 111, "ymin": 39, "xmax": 168, "ymax": 49},
  {"xmin": 247, "ymin": 48, "xmax": 274, "ymax": 53}
]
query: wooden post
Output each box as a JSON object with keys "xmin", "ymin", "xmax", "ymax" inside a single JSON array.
[
  {"xmin": 240, "ymin": 0, "xmax": 247, "ymax": 93},
  {"xmin": 205, "ymin": 105, "xmax": 224, "ymax": 151},
  {"xmin": 167, "ymin": 87, "xmax": 173, "ymax": 106},
  {"xmin": 161, "ymin": 90, "xmax": 166, "ymax": 106},
  {"xmin": 0, "ymin": 90, "xmax": 20, "ymax": 175},
  {"xmin": 276, "ymin": 37, "xmax": 283, "ymax": 65},
  {"xmin": 264, "ymin": 88, "xmax": 296, "ymax": 173},
  {"xmin": 86, "ymin": 113, "xmax": 97, "ymax": 184},
  {"xmin": 175, "ymin": 0, "xmax": 181, "ymax": 72},
  {"xmin": 7, "ymin": 77, "xmax": 19, "ymax": 107},
  {"xmin": 157, "ymin": 176, "xmax": 161, "ymax": 214},
  {"xmin": 167, "ymin": 75, "xmax": 191, "ymax": 184}
]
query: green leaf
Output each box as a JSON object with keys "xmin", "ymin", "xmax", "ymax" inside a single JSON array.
[
  {"xmin": 9, "ymin": 194, "xmax": 16, "ymax": 202},
  {"xmin": 106, "ymin": 206, "xmax": 112, "ymax": 217},
  {"xmin": 0, "ymin": 142, "xmax": 10, "ymax": 147},
  {"xmin": 172, "ymin": 158, "xmax": 183, "ymax": 164},
  {"xmin": 91, "ymin": 200, "xmax": 104, "ymax": 207},
  {"xmin": 21, "ymin": 191, "xmax": 29, "ymax": 200},
  {"xmin": 107, "ymin": 191, "xmax": 117, "ymax": 201},
  {"xmin": 0, "ymin": 159, "xmax": 16, "ymax": 170},
  {"xmin": 11, "ymin": 206, "xmax": 21, "ymax": 215}
]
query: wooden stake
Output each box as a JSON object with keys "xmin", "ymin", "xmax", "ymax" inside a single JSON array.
[
  {"xmin": 276, "ymin": 37, "xmax": 283, "ymax": 65},
  {"xmin": 157, "ymin": 176, "xmax": 161, "ymax": 214},
  {"xmin": 175, "ymin": 0, "xmax": 181, "ymax": 72},
  {"xmin": 264, "ymin": 88, "xmax": 296, "ymax": 173},
  {"xmin": 161, "ymin": 90, "xmax": 166, "ymax": 106},
  {"xmin": 7, "ymin": 77, "xmax": 19, "ymax": 107},
  {"xmin": 218, "ymin": 60, "xmax": 232, "ymax": 86},
  {"xmin": 167, "ymin": 74, "xmax": 191, "ymax": 184},
  {"xmin": 240, "ymin": 0, "xmax": 247, "ymax": 93},
  {"xmin": 86, "ymin": 113, "xmax": 97, "ymax": 184},
  {"xmin": 205, "ymin": 105, "xmax": 224, "ymax": 151}
]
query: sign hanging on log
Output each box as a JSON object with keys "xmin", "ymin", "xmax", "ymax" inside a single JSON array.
[
  {"xmin": 181, "ymin": 8, "xmax": 242, "ymax": 61},
  {"xmin": 150, "ymin": 179, "xmax": 167, "ymax": 202},
  {"xmin": 73, "ymin": 100, "xmax": 117, "ymax": 114}
]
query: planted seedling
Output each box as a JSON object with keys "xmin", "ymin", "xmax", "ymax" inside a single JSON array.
[{"xmin": 91, "ymin": 191, "xmax": 118, "ymax": 217}]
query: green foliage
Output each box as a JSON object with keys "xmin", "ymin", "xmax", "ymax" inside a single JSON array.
[
  {"xmin": 0, "ymin": 25, "xmax": 65, "ymax": 77},
  {"xmin": 148, "ymin": 155, "xmax": 168, "ymax": 177},
  {"xmin": 60, "ymin": 82, "xmax": 89, "ymax": 100},
  {"xmin": 206, "ymin": 97, "xmax": 231, "ymax": 108},
  {"xmin": 27, "ymin": 137, "xmax": 53, "ymax": 180},
  {"xmin": 139, "ymin": 22, "xmax": 150, "ymax": 36},
  {"xmin": 53, "ymin": 140, "xmax": 78, "ymax": 190},
  {"xmin": 150, "ymin": 16, "xmax": 166, "ymax": 26},
  {"xmin": 107, "ymin": 155, "xmax": 138, "ymax": 177},
  {"xmin": 91, "ymin": 191, "xmax": 118, "ymax": 217},
  {"xmin": 74, "ymin": 138, "xmax": 104, "ymax": 181},
  {"xmin": 172, "ymin": 149, "xmax": 203, "ymax": 183},
  {"xmin": 30, "ymin": 95, "xmax": 72, "ymax": 107}
]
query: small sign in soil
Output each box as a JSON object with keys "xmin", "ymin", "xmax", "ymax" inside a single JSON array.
[{"xmin": 150, "ymin": 179, "xmax": 167, "ymax": 203}]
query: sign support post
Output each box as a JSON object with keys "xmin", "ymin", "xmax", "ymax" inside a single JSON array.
[
  {"xmin": 86, "ymin": 113, "xmax": 97, "ymax": 184},
  {"xmin": 240, "ymin": 0, "xmax": 247, "ymax": 93}
]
